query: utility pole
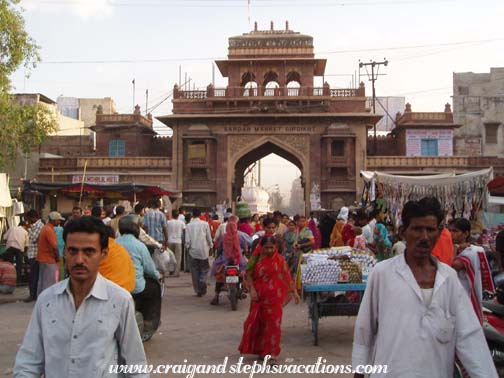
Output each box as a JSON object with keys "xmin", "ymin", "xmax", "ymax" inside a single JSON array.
[{"xmin": 359, "ymin": 59, "xmax": 388, "ymax": 155}]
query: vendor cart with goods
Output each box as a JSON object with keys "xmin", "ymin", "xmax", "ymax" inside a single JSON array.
[{"xmin": 301, "ymin": 247, "xmax": 377, "ymax": 346}]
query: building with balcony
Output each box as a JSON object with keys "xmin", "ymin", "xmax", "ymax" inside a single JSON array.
[{"xmin": 158, "ymin": 22, "xmax": 380, "ymax": 210}]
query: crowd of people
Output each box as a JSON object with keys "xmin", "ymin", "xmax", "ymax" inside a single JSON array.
[{"xmin": 3, "ymin": 197, "xmax": 504, "ymax": 376}]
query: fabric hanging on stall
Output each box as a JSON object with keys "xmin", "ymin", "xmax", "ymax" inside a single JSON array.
[
  {"xmin": 0, "ymin": 174, "xmax": 12, "ymax": 207},
  {"xmin": 0, "ymin": 173, "xmax": 13, "ymax": 239},
  {"xmin": 360, "ymin": 168, "xmax": 493, "ymax": 222}
]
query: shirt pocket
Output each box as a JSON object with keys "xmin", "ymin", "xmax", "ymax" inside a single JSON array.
[{"xmin": 425, "ymin": 305, "xmax": 455, "ymax": 344}]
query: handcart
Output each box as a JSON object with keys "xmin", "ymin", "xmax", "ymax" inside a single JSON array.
[{"xmin": 303, "ymin": 281, "xmax": 367, "ymax": 346}]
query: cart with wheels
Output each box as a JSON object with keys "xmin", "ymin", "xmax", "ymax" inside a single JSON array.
[
  {"xmin": 299, "ymin": 247, "xmax": 375, "ymax": 346},
  {"xmin": 303, "ymin": 282, "xmax": 367, "ymax": 346}
]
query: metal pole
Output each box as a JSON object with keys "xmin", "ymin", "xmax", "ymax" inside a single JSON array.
[
  {"xmin": 132, "ymin": 79, "xmax": 136, "ymax": 112},
  {"xmin": 179, "ymin": 65, "xmax": 182, "ymax": 86},
  {"xmin": 78, "ymin": 160, "xmax": 88, "ymax": 208},
  {"xmin": 145, "ymin": 89, "xmax": 149, "ymax": 115},
  {"xmin": 372, "ymin": 63, "xmax": 377, "ymax": 155}
]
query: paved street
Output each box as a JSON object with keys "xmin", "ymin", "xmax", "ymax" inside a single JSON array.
[{"xmin": 0, "ymin": 272, "xmax": 357, "ymax": 377}]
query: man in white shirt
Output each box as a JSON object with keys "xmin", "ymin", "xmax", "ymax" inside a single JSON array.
[
  {"xmin": 185, "ymin": 208, "xmax": 212, "ymax": 297},
  {"xmin": 177, "ymin": 208, "xmax": 186, "ymax": 224},
  {"xmin": 352, "ymin": 197, "xmax": 497, "ymax": 378},
  {"xmin": 3, "ymin": 222, "xmax": 28, "ymax": 283},
  {"xmin": 15, "ymin": 216, "xmax": 148, "ymax": 377},
  {"xmin": 166, "ymin": 210, "xmax": 186, "ymax": 277}
]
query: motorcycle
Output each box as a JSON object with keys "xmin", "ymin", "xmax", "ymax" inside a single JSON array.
[
  {"xmin": 454, "ymin": 294, "xmax": 504, "ymax": 378},
  {"xmin": 482, "ymin": 299, "xmax": 504, "ymax": 366},
  {"xmin": 482, "ymin": 272, "xmax": 504, "ymax": 368},
  {"xmin": 225, "ymin": 264, "xmax": 243, "ymax": 311}
]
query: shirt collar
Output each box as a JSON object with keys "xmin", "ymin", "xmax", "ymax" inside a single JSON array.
[
  {"xmin": 56, "ymin": 273, "xmax": 109, "ymax": 301},
  {"xmin": 395, "ymin": 252, "xmax": 449, "ymax": 301}
]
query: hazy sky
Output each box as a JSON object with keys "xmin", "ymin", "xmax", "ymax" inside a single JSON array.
[{"xmin": 10, "ymin": 0, "xmax": 504, "ymax": 199}]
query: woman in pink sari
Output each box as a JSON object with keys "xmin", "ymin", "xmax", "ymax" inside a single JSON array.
[{"xmin": 238, "ymin": 236, "xmax": 300, "ymax": 365}]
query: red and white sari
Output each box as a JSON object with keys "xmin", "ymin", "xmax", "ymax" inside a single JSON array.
[{"xmin": 455, "ymin": 245, "xmax": 494, "ymax": 324}]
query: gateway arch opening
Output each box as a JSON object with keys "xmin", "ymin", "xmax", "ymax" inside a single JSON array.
[{"xmin": 233, "ymin": 141, "xmax": 305, "ymax": 215}]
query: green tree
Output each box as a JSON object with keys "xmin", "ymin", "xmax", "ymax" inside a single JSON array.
[{"xmin": 0, "ymin": 0, "xmax": 57, "ymax": 169}]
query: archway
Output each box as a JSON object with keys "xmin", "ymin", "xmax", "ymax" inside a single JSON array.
[{"xmin": 232, "ymin": 141, "xmax": 305, "ymax": 214}]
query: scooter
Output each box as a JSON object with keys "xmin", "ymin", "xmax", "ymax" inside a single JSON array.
[
  {"xmin": 482, "ymin": 300, "xmax": 504, "ymax": 366},
  {"xmin": 225, "ymin": 265, "xmax": 242, "ymax": 311}
]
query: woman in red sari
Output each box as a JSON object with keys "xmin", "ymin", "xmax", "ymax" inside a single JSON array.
[{"xmin": 238, "ymin": 235, "xmax": 300, "ymax": 365}]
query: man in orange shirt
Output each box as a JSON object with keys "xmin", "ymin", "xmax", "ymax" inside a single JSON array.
[
  {"xmin": 431, "ymin": 225, "xmax": 454, "ymax": 265},
  {"xmin": 37, "ymin": 211, "xmax": 64, "ymax": 295},
  {"xmin": 98, "ymin": 226, "xmax": 136, "ymax": 293}
]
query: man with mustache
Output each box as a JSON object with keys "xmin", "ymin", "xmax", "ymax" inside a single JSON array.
[
  {"xmin": 352, "ymin": 197, "xmax": 497, "ymax": 378},
  {"xmin": 14, "ymin": 216, "xmax": 148, "ymax": 377}
]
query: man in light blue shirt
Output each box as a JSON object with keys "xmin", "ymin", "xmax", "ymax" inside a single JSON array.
[
  {"xmin": 14, "ymin": 216, "xmax": 148, "ymax": 377},
  {"xmin": 142, "ymin": 199, "xmax": 168, "ymax": 246},
  {"xmin": 117, "ymin": 217, "xmax": 161, "ymax": 342}
]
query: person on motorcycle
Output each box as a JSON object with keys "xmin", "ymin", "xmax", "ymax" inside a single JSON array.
[
  {"xmin": 98, "ymin": 225, "xmax": 136, "ymax": 293},
  {"xmin": 116, "ymin": 216, "xmax": 161, "ymax": 342},
  {"xmin": 210, "ymin": 216, "xmax": 247, "ymax": 305}
]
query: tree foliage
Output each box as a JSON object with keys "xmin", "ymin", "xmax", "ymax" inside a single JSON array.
[{"xmin": 0, "ymin": 0, "xmax": 57, "ymax": 169}]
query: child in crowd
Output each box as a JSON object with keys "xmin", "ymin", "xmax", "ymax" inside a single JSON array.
[
  {"xmin": 353, "ymin": 226, "xmax": 366, "ymax": 251},
  {"xmin": 0, "ymin": 254, "xmax": 17, "ymax": 294},
  {"xmin": 392, "ymin": 234, "xmax": 406, "ymax": 256}
]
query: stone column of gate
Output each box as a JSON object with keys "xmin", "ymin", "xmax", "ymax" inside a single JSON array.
[{"xmin": 215, "ymin": 133, "xmax": 229, "ymax": 206}]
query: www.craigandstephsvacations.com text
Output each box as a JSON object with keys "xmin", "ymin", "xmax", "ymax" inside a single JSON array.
[{"xmin": 109, "ymin": 356, "xmax": 388, "ymax": 377}]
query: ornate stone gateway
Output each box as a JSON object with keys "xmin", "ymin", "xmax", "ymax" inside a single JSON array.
[{"xmin": 158, "ymin": 23, "xmax": 380, "ymax": 212}]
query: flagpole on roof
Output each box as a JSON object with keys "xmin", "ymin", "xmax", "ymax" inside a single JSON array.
[{"xmin": 132, "ymin": 78, "xmax": 136, "ymax": 112}]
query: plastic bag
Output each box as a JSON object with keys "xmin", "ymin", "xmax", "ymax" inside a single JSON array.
[{"xmin": 153, "ymin": 249, "xmax": 177, "ymax": 276}]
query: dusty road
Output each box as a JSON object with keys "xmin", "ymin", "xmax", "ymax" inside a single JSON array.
[{"xmin": 1, "ymin": 273, "xmax": 357, "ymax": 377}]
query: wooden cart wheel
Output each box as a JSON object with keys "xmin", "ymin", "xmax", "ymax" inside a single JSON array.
[{"xmin": 311, "ymin": 293, "xmax": 319, "ymax": 346}]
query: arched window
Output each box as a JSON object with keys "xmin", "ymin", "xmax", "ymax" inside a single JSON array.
[
  {"xmin": 286, "ymin": 71, "xmax": 301, "ymax": 96},
  {"xmin": 263, "ymin": 71, "xmax": 279, "ymax": 96},
  {"xmin": 241, "ymin": 72, "xmax": 257, "ymax": 96},
  {"xmin": 243, "ymin": 81, "xmax": 258, "ymax": 97}
]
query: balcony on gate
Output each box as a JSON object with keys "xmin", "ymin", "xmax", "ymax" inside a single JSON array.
[{"xmin": 171, "ymin": 82, "xmax": 367, "ymax": 114}]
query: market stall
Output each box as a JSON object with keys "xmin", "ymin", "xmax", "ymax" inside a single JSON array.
[
  {"xmin": 22, "ymin": 181, "xmax": 177, "ymax": 214},
  {"xmin": 360, "ymin": 168, "xmax": 493, "ymax": 227},
  {"xmin": 301, "ymin": 247, "xmax": 377, "ymax": 345}
]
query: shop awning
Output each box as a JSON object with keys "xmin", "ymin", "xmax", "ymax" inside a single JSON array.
[
  {"xmin": 488, "ymin": 176, "xmax": 504, "ymax": 196},
  {"xmin": 23, "ymin": 181, "xmax": 177, "ymax": 200}
]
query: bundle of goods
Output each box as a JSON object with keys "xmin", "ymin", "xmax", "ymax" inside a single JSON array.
[{"xmin": 301, "ymin": 247, "xmax": 376, "ymax": 285}]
